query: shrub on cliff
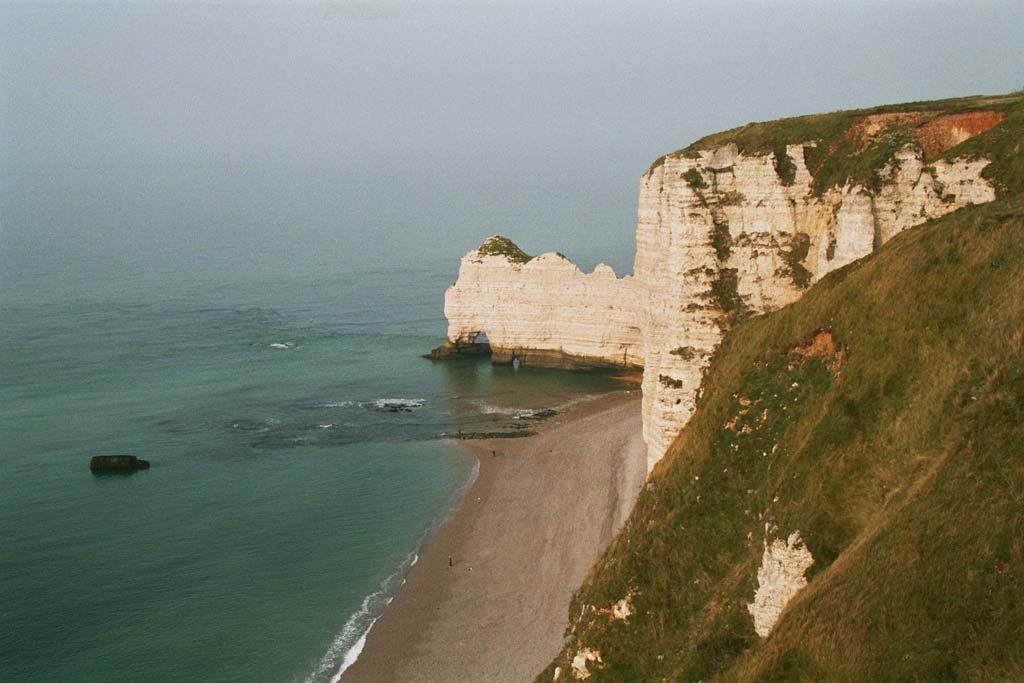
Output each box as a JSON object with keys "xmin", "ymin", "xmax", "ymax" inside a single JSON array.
[
  {"xmin": 683, "ymin": 167, "xmax": 708, "ymax": 191},
  {"xmin": 476, "ymin": 235, "xmax": 532, "ymax": 263}
]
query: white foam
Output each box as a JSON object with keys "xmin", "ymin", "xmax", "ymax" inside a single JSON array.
[
  {"xmin": 306, "ymin": 459, "xmax": 480, "ymax": 683},
  {"xmin": 320, "ymin": 401, "xmax": 355, "ymax": 408},
  {"xmin": 479, "ymin": 404, "xmax": 527, "ymax": 416},
  {"xmin": 478, "ymin": 404, "xmax": 548, "ymax": 419},
  {"xmin": 328, "ymin": 616, "xmax": 377, "ymax": 683},
  {"xmin": 269, "ymin": 342, "xmax": 297, "ymax": 350},
  {"xmin": 305, "ymin": 552, "xmax": 418, "ymax": 683},
  {"xmin": 365, "ymin": 398, "xmax": 426, "ymax": 410},
  {"xmin": 486, "ymin": 394, "xmax": 597, "ymax": 418},
  {"xmin": 307, "ymin": 590, "xmax": 384, "ymax": 683}
]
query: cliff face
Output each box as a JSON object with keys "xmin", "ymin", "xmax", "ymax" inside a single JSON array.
[
  {"xmin": 443, "ymin": 237, "xmax": 643, "ymax": 368},
  {"xmin": 637, "ymin": 143, "xmax": 995, "ymax": 466},
  {"xmin": 439, "ymin": 97, "xmax": 1010, "ymax": 470}
]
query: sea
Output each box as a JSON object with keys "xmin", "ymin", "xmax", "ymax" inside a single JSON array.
[{"xmin": 0, "ymin": 165, "xmax": 633, "ymax": 682}]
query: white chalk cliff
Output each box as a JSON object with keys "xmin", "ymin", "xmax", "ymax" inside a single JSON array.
[
  {"xmin": 443, "ymin": 239, "xmax": 643, "ymax": 368},
  {"xmin": 439, "ymin": 128, "xmax": 997, "ymax": 471},
  {"xmin": 635, "ymin": 143, "xmax": 994, "ymax": 468}
]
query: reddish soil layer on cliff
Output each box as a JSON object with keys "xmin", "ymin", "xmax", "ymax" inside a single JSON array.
[
  {"xmin": 848, "ymin": 112, "xmax": 927, "ymax": 151},
  {"xmin": 915, "ymin": 110, "xmax": 1006, "ymax": 158},
  {"xmin": 845, "ymin": 110, "xmax": 1005, "ymax": 159}
]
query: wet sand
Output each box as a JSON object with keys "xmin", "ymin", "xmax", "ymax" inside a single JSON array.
[{"xmin": 342, "ymin": 390, "xmax": 645, "ymax": 682}]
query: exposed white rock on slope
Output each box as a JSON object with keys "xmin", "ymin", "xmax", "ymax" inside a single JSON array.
[
  {"xmin": 748, "ymin": 530, "xmax": 814, "ymax": 638},
  {"xmin": 570, "ymin": 647, "xmax": 602, "ymax": 680},
  {"xmin": 636, "ymin": 144, "xmax": 994, "ymax": 468},
  {"xmin": 610, "ymin": 594, "xmax": 633, "ymax": 621},
  {"xmin": 444, "ymin": 241, "xmax": 643, "ymax": 368},
  {"xmin": 442, "ymin": 145, "xmax": 994, "ymax": 470}
]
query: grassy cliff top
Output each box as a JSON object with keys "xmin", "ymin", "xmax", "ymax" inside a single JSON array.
[
  {"xmin": 475, "ymin": 235, "xmax": 533, "ymax": 263},
  {"xmin": 538, "ymin": 194, "xmax": 1024, "ymax": 681},
  {"xmin": 649, "ymin": 91, "xmax": 1024, "ymax": 197}
]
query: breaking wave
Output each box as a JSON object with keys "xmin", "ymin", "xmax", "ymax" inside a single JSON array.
[
  {"xmin": 478, "ymin": 404, "xmax": 553, "ymax": 419},
  {"xmin": 362, "ymin": 398, "xmax": 426, "ymax": 412},
  {"xmin": 304, "ymin": 558, "xmax": 408, "ymax": 683},
  {"xmin": 305, "ymin": 459, "xmax": 479, "ymax": 683}
]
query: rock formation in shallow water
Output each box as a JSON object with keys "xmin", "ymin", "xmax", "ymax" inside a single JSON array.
[
  {"xmin": 438, "ymin": 110, "xmax": 1000, "ymax": 470},
  {"xmin": 442, "ymin": 236, "xmax": 643, "ymax": 369},
  {"xmin": 89, "ymin": 454, "xmax": 151, "ymax": 473}
]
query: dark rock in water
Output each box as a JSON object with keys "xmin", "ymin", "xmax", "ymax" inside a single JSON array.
[
  {"xmin": 518, "ymin": 408, "xmax": 557, "ymax": 421},
  {"xmin": 490, "ymin": 347, "xmax": 633, "ymax": 371},
  {"xmin": 89, "ymin": 455, "xmax": 151, "ymax": 473},
  {"xmin": 423, "ymin": 340, "xmax": 492, "ymax": 360},
  {"xmin": 365, "ymin": 399, "xmax": 426, "ymax": 413}
]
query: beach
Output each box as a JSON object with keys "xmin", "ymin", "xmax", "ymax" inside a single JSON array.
[{"xmin": 342, "ymin": 390, "xmax": 646, "ymax": 682}]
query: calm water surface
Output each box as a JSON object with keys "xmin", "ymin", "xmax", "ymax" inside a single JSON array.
[{"xmin": 0, "ymin": 166, "xmax": 632, "ymax": 682}]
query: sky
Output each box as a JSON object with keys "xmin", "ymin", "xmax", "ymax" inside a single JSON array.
[{"xmin": 2, "ymin": 1, "xmax": 1023, "ymax": 279}]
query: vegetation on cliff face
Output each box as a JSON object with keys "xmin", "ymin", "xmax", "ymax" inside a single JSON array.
[
  {"xmin": 539, "ymin": 195, "xmax": 1024, "ymax": 681},
  {"xmin": 772, "ymin": 144, "xmax": 797, "ymax": 186},
  {"xmin": 707, "ymin": 267, "xmax": 750, "ymax": 327},
  {"xmin": 778, "ymin": 233, "xmax": 813, "ymax": 289},
  {"xmin": 476, "ymin": 235, "xmax": 533, "ymax": 263},
  {"xmin": 710, "ymin": 217, "xmax": 732, "ymax": 261},
  {"xmin": 683, "ymin": 167, "xmax": 708, "ymax": 191},
  {"xmin": 648, "ymin": 91, "xmax": 1023, "ymax": 197}
]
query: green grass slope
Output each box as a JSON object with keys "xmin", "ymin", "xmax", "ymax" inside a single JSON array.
[{"xmin": 539, "ymin": 99, "xmax": 1024, "ymax": 681}]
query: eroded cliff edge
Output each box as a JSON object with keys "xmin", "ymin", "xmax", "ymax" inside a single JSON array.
[{"xmin": 433, "ymin": 94, "xmax": 1015, "ymax": 471}]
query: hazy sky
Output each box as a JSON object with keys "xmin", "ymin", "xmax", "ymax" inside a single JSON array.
[{"xmin": 2, "ymin": 1, "xmax": 1022, "ymax": 278}]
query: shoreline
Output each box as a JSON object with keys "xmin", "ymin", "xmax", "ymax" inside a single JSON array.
[{"xmin": 340, "ymin": 390, "xmax": 645, "ymax": 682}]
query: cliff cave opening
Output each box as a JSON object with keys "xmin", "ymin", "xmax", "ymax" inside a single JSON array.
[{"xmin": 446, "ymin": 331, "xmax": 492, "ymax": 359}]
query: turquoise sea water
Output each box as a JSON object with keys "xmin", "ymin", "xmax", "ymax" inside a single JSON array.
[{"xmin": 0, "ymin": 167, "xmax": 631, "ymax": 682}]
